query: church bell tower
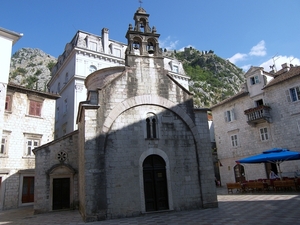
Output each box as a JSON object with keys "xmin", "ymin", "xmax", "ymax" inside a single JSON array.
[{"xmin": 125, "ymin": 7, "xmax": 163, "ymax": 66}]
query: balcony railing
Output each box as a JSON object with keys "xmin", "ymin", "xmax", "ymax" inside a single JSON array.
[{"xmin": 244, "ymin": 105, "xmax": 271, "ymax": 125}]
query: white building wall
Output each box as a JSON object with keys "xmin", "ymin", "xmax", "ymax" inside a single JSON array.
[
  {"xmin": 1, "ymin": 86, "xmax": 57, "ymax": 210},
  {"xmin": 0, "ymin": 27, "xmax": 22, "ymax": 210},
  {"xmin": 212, "ymin": 66, "xmax": 300, "ymax": 185},
  {"xmin": 0, "ymin": 36, "xmax": 12, "ymax": 84},
  {"xmin": 49, "ymin": 30, "xmax": 127, "ymax": 138}
]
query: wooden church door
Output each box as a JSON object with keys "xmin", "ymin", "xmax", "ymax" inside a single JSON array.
[
  {"xmin": 52, "ymin": 178, "xmax": 70, "ymax": 210},
  {"xmin": 143, "ymin": 155, "xmax": 169, "ymax": 212}
]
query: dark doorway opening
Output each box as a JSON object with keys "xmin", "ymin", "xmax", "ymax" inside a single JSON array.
[
  {"xmin": 52, "ymin": 178, "xmax": 70, "ymax": 210},
  {"xmin": 265, "ymin": 162, "xmax": 278, "ymax": 178},
  {"xmin": 234, "ymin": 164, "xmax": 246, "ymax": 183},
  {"xmin": 143, "ymin": 155, "xmax": 169, "ymax": 212}
]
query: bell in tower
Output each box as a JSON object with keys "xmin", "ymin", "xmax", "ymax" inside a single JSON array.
[{"xmin": 125, "ymin": 7, "xmax": 162, "ymax": 64}]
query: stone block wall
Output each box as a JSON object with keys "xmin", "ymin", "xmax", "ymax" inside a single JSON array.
[
  {"xmin": 34, "ymin": 131, "xmax": 79, "ymax": 213},
  {"xmin": 213, "ymin": 74, "xmax": 300, "ymax": 185},
  {"xmin": 1, "ymin": 88, "xmax": 57, "ymax": 210},
  {"xmin": 102, "ymin": 105, "xmax": 202, "ymax": 218},
  {"xmin": 76, "ymin": 44, "xmax": 217, "ymax": 220},
  {"xmin": 194, "ymin": 109, "xmax": 218, "ymax": 208}
]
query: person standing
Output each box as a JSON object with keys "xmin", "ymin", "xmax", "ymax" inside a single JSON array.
[{"xmin": 269, "ymin": 170, "xmax": 279, "ymax": 179}]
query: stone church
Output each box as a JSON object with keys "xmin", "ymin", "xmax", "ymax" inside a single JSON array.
[{"xmin": 33, "ymin": 7, "xmax": 217, "ymax": 222}]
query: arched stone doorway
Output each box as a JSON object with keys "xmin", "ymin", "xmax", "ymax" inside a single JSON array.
[
  {"xmin": 234, "ymin": 164, "xmax": 246, "ymax": 183},
  {"xmin": 48, "ymin": 164, "xmax": 75, "ymax": 211},
  {"xmin": 143, "ymin": 155, "xmax": 169, "ymax": 212}
]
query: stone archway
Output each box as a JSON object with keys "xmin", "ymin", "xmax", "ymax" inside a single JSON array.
[
  {"xmin": 102, "ymin": 95, "xmax": 200, "ymax": 145},
  {"xmin": 139, "ymin": 148, "xmax": 173, "ymax": 213},
  {"xmin": 48, "ymin": 164, "xmax": 75, "ymax": 211}
]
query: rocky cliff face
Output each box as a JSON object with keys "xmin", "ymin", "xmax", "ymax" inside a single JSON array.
[
  {"xmin": 9, "ymin": 48, "xmax": 57, "ymax": 91},
  {"xmin": 171, "ymin": 48, "xmax": 245, "ymax": 107}
]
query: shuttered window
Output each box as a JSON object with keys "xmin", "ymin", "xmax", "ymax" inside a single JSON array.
[
  {"xmin": 286, "ymin": 86, "xmax": 300, "ymax": 102},
  {"xmin": 224, "ymin": 109, "xmax": 235, "ymax": 122},
  {"xmin": 5, "ymin": 95, "xmax": 12, "ymax": 111},
  {"xmin": 29, "ymin": 100, "xmax": 42, "ymax": 116}
]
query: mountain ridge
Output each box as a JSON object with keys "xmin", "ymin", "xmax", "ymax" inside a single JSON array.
[{"xmin": 9, "ymin": 47, "xmax": 245, "ymax": 107}]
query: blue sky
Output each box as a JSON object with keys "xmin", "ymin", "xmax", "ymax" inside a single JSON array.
[{"xmin": 1, "ymin": 0, "xmax": 300, "ymax": 72}]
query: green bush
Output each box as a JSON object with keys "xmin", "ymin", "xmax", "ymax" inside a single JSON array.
[
  {"xmin": 34, "ymin": 69, "xmax": 42, "ymax": 76},
  {"xmin": 47, "ymin": 61, "xmax": 56, "ymax": 71}
]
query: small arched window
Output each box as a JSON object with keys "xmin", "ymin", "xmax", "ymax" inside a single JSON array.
[
  {"xmin": 152, "ymin": 118, "xmax": 157, "ymax": 138},
  {"xmin": 89, "ymin": 65, "xmax": 97, "ymax": 73},
  {"xmin": 146, "ymin": 118, "xmax": 151, "ymax": 138},
  {"xmin": 146, "ymin": 114, "xmax": 158, "ymax": 139}
]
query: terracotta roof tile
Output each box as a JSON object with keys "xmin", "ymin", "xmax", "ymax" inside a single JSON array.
[{"xmin": 263, "ymin": 66, "xmax": 300, "ymax": 89}]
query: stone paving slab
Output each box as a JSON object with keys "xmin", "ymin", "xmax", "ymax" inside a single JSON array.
[{"xmin": 1, "ymin": 190, "xmax": 300, "ymax": 224}]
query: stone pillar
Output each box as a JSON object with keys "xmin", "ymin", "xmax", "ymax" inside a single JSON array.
[
  {"xmin": 78, "ymin": 106, "xmax": 106, "ymax": 222},
  {"xmin": 194, "ymin": 109, "xmax": 218, "ymax": 208}
]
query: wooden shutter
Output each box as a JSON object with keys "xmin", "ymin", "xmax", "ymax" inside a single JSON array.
[
  {"xmin": 29, "ymin": 100, "xmax": 42, "ymax": 116},
  {"xmin": 231, "ymin": 109, "xmax": 235, "ymax": 120},
  {"xmin": 36, "ymin": 102, "xmax": 42, "ymax": 116},
  {"xmin": 285, "ymin": 90, "xmax": 291, "ymax": 102},
  {"xmin": 5, "ymin": 95, "xmax": 11, "ymax": 111},
  {"xmin": 224, "ymin": 111, "xmax": 228, "ymax": 122},
  {"xmin": 29, "ymin": 101, "xmax": 35, "ymax": 115}
]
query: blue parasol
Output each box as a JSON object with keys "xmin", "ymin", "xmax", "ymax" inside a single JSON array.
[{"xmin": 236, "ymin": 148, "xmax": 300, "ymax": 179}]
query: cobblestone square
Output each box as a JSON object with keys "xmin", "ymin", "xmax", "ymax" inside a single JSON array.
[{"xmin": 1, "ymin": 188, "xmax": 299, "ymax": 224}]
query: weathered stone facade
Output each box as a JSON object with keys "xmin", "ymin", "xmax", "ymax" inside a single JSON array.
[
  {"xmin": 0, "ymin": 83, "xmax": 58, "ymax": 210},
  {"xmin": 48, "ymin": 13, "xmax": 189, "ymax": 139},
  {"xmin": 34, "ymin": 131, "xmax": 79, "ymax": 213},
  {"xmin": 34, "ymin": 8, "xmax": 217, "ymax": 222},
  {"xmin": 211, "ymin": 65, "xmax": 300, "ymax": 185}
]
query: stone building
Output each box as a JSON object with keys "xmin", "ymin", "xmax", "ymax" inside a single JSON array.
[
  {"xmin": 0, "ymin": 83, "xmax": 59, "ymax": 210},
  {"xmin": 0, "ymin": 26, "xmax": 22, "ymax": 160},
  {"xmin": 0, "ymin": 27, "xmax": 20, "ymax": 210},
  {"xmin": 211, "ymin": 64, "xmax": 300, "ymax": 185},
  {"xmin": 34, "ymin": 7, "xmax": 217, "ymax": 222},
  {"xmin": 47, "ymin": 28, "xmax": 127, "ymax": 139},
  {"xmin": 48, "ymin": 16, "xmax": 189, "ymax": 139}
]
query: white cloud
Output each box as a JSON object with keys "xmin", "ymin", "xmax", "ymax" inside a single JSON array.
[
  {"xmin": 229, "ymin": 40, "xmax": 267, "ymax": 65},
  {"xmin": 241, "ymin": 64, "xmax": 252, "ymax": 71},
  {"xmin": 260, "ymin": 55, "xmax": 300, "ymax": 72},
  {"xmin": 249, "ymin": 40, "xmax": 266, "ymax": 56},
  {"xmin": 159, "ymin": 36, "xmax": 179, "ymax": 50},
  {"xmin": 228, "ymin": 53, "xmax": 248, "ymax": 64}
]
